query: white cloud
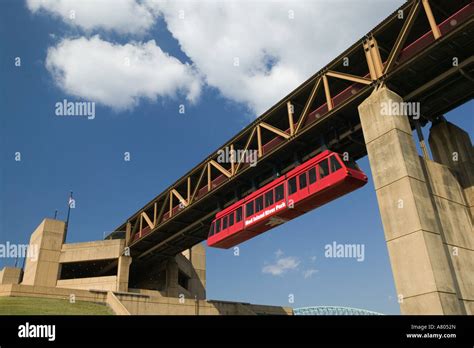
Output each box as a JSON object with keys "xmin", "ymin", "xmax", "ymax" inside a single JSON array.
[
  {"xmin": 148, "ymin": 0, "xmax": 405, "ymax": 114},
  {"xmin": 303, "ymin": 269, "xmax": 318, "ymax": 279},
  {"xmin": 263, "ymin": 252, "xmax": 318, "ymax": 278},
  {"xmin": 27, "ymin": 0, "xmax": 155, "ymax": 34},
  {"xmin": 262, "ymin": 256, "xmax": 300, "ymax": 276},
  {"xmin": 45, "ymin": 36, "xmax": 201, "ymax": 110},
  {"xmin": 30, "ymin": 0, "xmax": 405, "ymax": 114}
]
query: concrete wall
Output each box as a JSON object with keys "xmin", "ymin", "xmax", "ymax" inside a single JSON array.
[
  {"xmin": 428, "ymin": 120, "xmax": 474, "ymax": 313},
  {"xmin": 117, "ymin": 256, "xmax": 132, "ymax": 292},
  {"xmin": 429, "ymin": 120, "xmax": 474, "ymax": 221},
  {"xmin": 0, "ymin": 267, "xmax": 22, "ymax": 285},
  {"xmin": 60, "ymin": 239, "xmax": 124, "ymax": 263},
  {"xmin": 0, "ymin": 284, "xmax": 291, "ymax": 315},
  {"xmin": 22, "ymin": 219, "xmax": 65, "ymax": 287},
  {"xmin": 115, "ymin": 292, "xmax": 292, "ymax": 315},
  {"xmin": 59, "ymin": 238, "xmax": 128, "ymax": 292},
  {"xmin": 106, "ymin": 291, "xmax": 130, "ymax": 315},
  {"xmin": 175, "ymin": 243, "xmax": 206, "ymax": 300},
  {"xmin": 18, "ymin": 218, "xmax": 206, "ymax": 297},
  {"xmin": 21, "ymin": 219, "xmax": 129, "ymax": 293},
  {"xmin": 131, "ymin": 243, "xmax": 206, "ymax": 299},
  {"xmin": 0, "ymin": 283, "xmax": 108, "ymax": 303},
  {"xmin": 11, "ymin": 220, "xmax": 288, "ymax": 315},
  {"xmin": 57, "ymin": 276, "xmax": 118, "ymax": 291}
]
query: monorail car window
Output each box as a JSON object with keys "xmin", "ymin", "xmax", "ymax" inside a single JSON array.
[
  {"xmin": 216, "ymin": 219, "xmax": 221, "ymax": 233},
  {"xmin": 318, "ymin": 160, "xmax": 329, "ymax": 179},
  {"xmin": 330, "ymin": 156, "xmax": 342, "ymax": 172},
  {"xmin": 275, "ymin": 184, "xmax": 284, "ymax": 201},
  {"xmin": 229, "ymin": 212, "xmax": 234, "ymax": 226},
  {"xmin": 209, "ymin": 222, "xmax": 215, "ymax": 237},
  {"xmin": 236, "ymin": 207, "xmax": 243, "ymax": 222},
  {"xmin": 222, "ymin": 216, "xmax": 228, "ymax": 229},
  {"xmin": 246, "ymin": 201, "xmax": 254, "ymax": 216},
  {"xmin": 309, "ymin": 167, "xmax": 317, "ymax": 184},
  {"xmin": 288, "ymin": 177, "xmax": 297, "ymax": 194},
  {"xmin": 265, "ymin": 190, "xmax": 274, "ymax": 207},
  {"xmin": 255, "ymin": 196, "xmax": 264, "ymax": 212},
  {"xmin": 299, "ymin": 173, "xmax": 307, "ymax": 189}
]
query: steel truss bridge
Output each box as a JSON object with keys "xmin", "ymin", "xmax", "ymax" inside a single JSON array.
[{"xmin": 106, "ymin": 0, "xmax": 474, "ymax": 274}]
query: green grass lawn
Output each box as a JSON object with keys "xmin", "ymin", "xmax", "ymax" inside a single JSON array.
[{"xmin": 0, "ymin": 296, "xmax": 114, "ymax": 315}]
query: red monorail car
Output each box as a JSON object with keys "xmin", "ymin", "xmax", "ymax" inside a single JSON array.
[
  {"xmin": 132, "ymin": 3, "xmax": 472, "ymax": 245},
  {"xmin": 207, "ymin": 150, "xmax": 368, "ymax": 248}
]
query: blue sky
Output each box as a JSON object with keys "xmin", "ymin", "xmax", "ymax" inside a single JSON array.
[{"xmin": 1, "ymin": 0, "xmax": 472, "ymax": 314}]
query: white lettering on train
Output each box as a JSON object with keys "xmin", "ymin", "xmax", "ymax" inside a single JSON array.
[{"xmin": 245, "ymin": 202, "xmax": 286, "ymax": 226}]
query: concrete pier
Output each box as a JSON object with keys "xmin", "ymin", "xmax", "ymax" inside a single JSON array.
[
  {"xmin": 358, "ymin": 87, "xmax": 473, "ymax": 314},
  {"xmin": 429, "ymin": 120, "xmax": 474, "ymax": 221}
]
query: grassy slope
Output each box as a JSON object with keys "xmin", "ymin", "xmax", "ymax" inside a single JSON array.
[{"xmin": 0, "ymin": 297, "xmax": 114, "ymax": 315}]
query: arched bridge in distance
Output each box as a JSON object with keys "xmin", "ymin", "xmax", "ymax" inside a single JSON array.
[
  {"xmin": 294, "ymin": 306, "xmax": 383, "ymax": 315},
  {"xmin": 106, "ymin": 0, "xmax": 473, "ymax": 274}
]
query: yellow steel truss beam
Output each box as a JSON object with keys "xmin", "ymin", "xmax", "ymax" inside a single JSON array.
[
  {"xmin": 257, "ymin": 125, "xmax": 263, "ymax": 157},
  {"xmin": 156, "ymin": 195, "xmax": 168, "ymax": 225},
  {"xmin": 139, "ymin": 214, "xmax": 143, "ymax": 237},
  {"xmin": 129, "ymin": 214, "xmax": 140, "ymax": 243},
  {"xmin": 260, "ymin": 122, "xmax": 290, "ymax": 139},
  {"xmin": 141, "ymin": 211, "xmax": 155, "ymax": 229},
  {"xmin": 363, "ymin": 40, "xmax": 377, "ymax": 80},
  {"xmin": 207, "ymin": 162, "xmax": 212, "ymax": 191},
  {"xmin": 422, "ymin": 0, "xmax": 441, "ymax": 40},
  {"xmin": 125, "ymin": 221, "xmax": 131, "ymax": 246},
  {"xmin": 370, "ymin": 37, "xmax": 384, "ymax": 79},
  {"xmin": 210, "ymin": 160, "xmax": 232, "ymax": 178},
  {"xmin": 171, "ymin": 188, "xmax": 188, "ymax": 208},
  {"xmin": 295, "ymin": 77, "xmax": 322, "ymax": 133},
  {"xmin": 322, "ymin": 75, "xmax": 333, "ymax": 111},
  {"xmin": 234, "ymin": 127, "xmax": 256, "ymax": 173},
  {"xmin": 326, "ymin": 71, "xmax": 372, "ymax": 85},
  {"xmin": 287, "ymin": 101, "xmax": 295, "ymax": 136},
  {"xmin": 230, "ymin": 144, "xmax": 235, "ymax": 175},
  {"xmin": 384, "ymin": 1, "xmax": 421, "ymax": 74},
  {"xmin": 363, "ymin": 36, "xmax": 384, "ymax": 80},
  {"xmin": 191, "ymin": 164, "xmax": 207, "ymax": 203},
  {"xmin": 187, "ymin": 177, "xmax": 191, "ymax": 203}
]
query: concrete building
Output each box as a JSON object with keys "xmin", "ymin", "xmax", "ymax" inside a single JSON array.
[{"xmin": 0, "ymin": 218, "xmax": 291, "ymax": 315}]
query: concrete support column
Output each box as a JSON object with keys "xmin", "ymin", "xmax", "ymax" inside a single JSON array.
[
  {"xmin": 22, "ymin": 219, "xmax": 65, "ymax": 287},
  {"xmin": 427, "ymin": 120, "xmax": 474, "ymax": 314},
  {"xmin": 423, "ymin": 159, "xmax": 474, "ymax": 314},
  {"xmin": 188, "ymin": 244, "xmax": 206, "ymax": 300},
  {"xmin": 428, "ymin": 120, "xmax": 474, "ymax": 220},
  {"xmin": 358, "ymin": 87, "xmax": 465, "ymax": 314},
  {"xmin": 117, "ymin": 255, "xmax": 132, "ymax": 292},
  {"xmin": 165, "ymin": 258, "xmax": 179, "ymax": 297}
]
